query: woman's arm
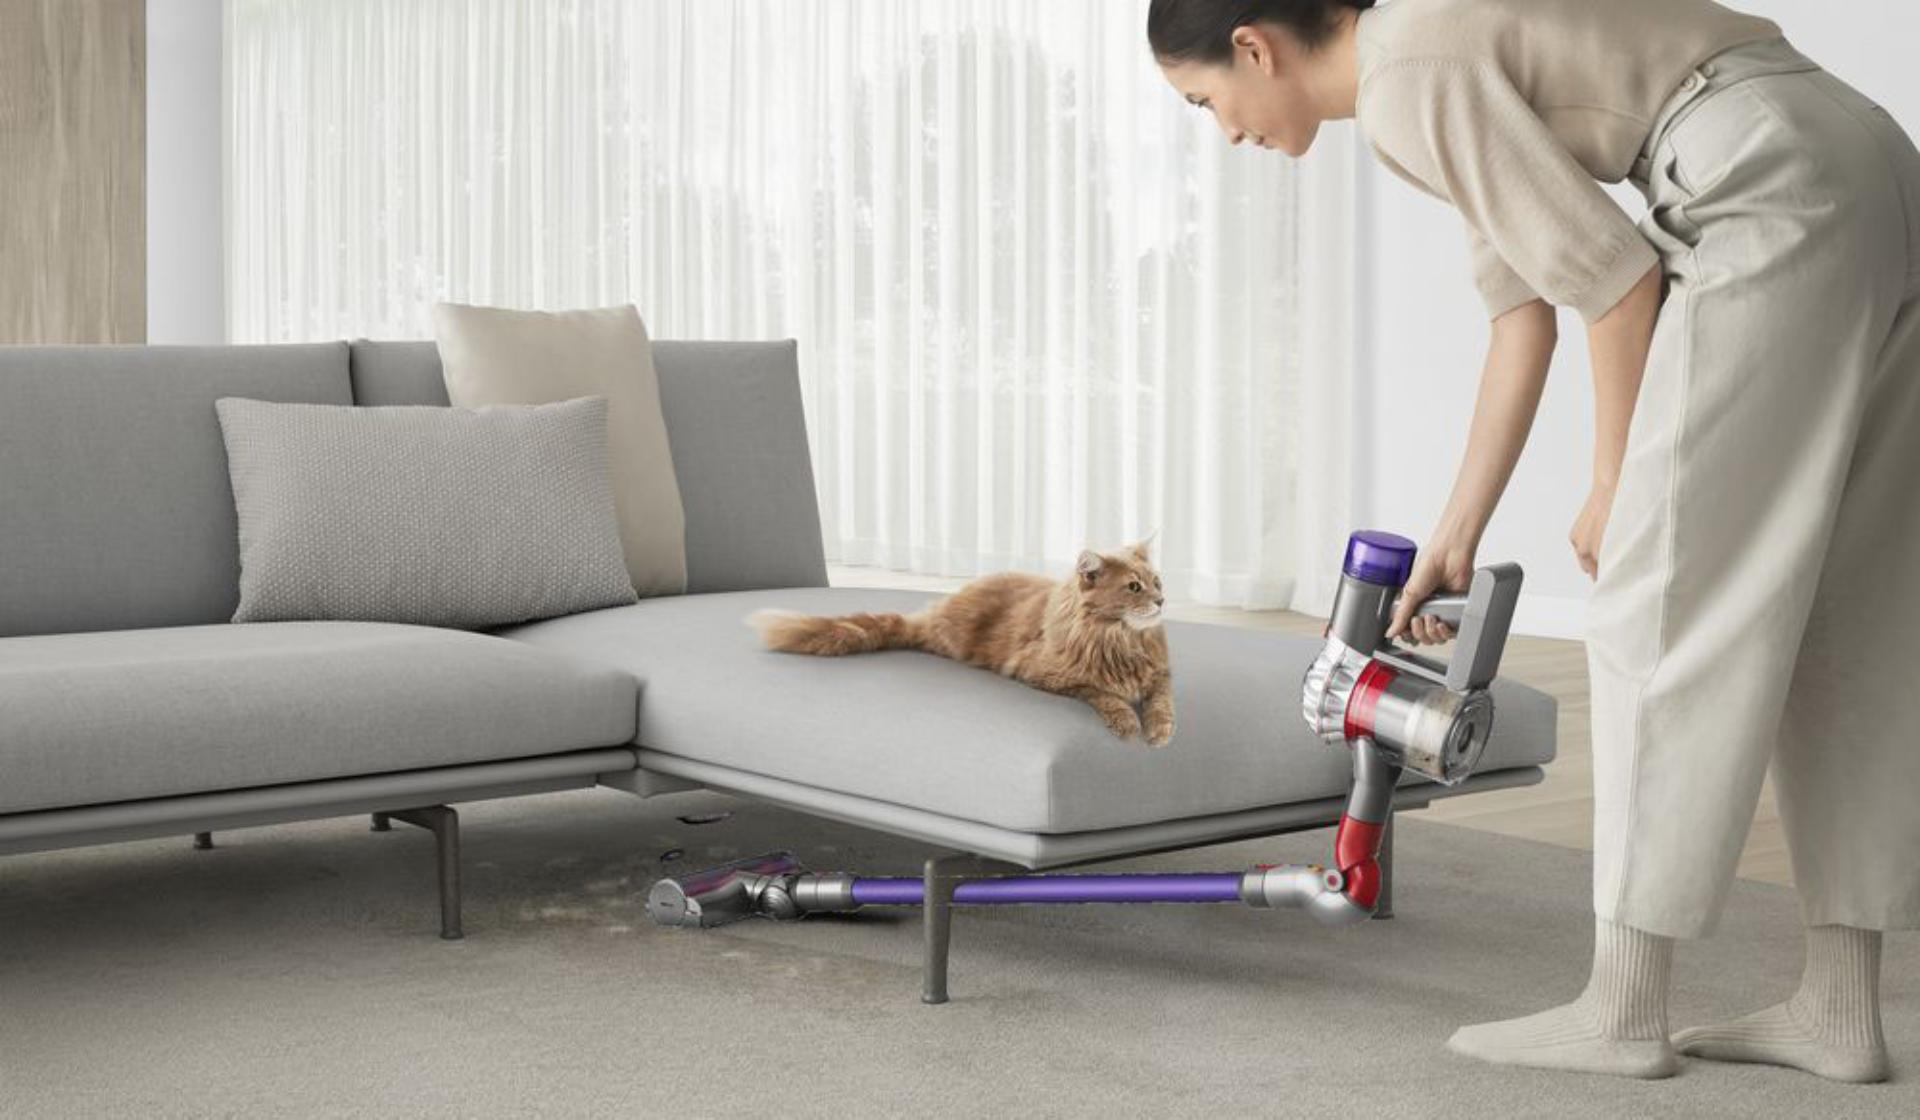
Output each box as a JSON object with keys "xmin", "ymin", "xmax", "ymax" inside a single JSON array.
[
  {"xmin": 1433, "ymin": 297, "xmax": 1558, "ymax": 547},
  {"xmin": 1399, "ymin": 264, "xmax": 1661, "ymax": 631},
  {"xmin": 1567, "ymin": 263, "xmax": 1662, "ymax": 578},
  {"xmin": 1435, "ymin": 261, "xmax": 1659, "ymax": 546},
  {"xmin": 1389, "ymin": 296, "xmax": 1557, "ymax": 642},
  {"xmin": 1585, "ymin": 265, "xmax": 1662, "ymax": 490}
]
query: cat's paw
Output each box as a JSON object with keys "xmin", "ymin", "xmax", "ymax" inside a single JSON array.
[
  {"xmin": 1102, "ymin": 711, "xmax": 1144, "ymax": 741},
  {"xmin": 1144, "ymin": 717, "xmax": 1174, "ymax": 747}
]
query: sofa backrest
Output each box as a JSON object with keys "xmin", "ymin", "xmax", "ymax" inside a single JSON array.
[
  {"xmin": 349, "ymin": 339, "xmax": 828, "ymax": 595},
  {"xmin": 0, "ymin": 343, "xmax": 353, "ymax": 638}
]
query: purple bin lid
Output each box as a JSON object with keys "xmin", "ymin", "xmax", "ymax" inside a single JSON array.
[{"xmin": 1343, "ymin": 530, "xmax": 1417, "ymax": 587}]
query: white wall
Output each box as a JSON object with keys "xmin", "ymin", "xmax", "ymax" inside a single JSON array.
[
  {"xmin": 1356, "ymin": 1, "xmax": 1920, "ymax": 639},
  {"xmin": 145, "ymin": 0, "xmax": 224, "ymax": 344}
]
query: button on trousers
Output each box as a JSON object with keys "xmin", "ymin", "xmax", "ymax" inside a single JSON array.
[{"xmin": 1594, "ymin": 38, "xmax": 1920, "ymax": 939}]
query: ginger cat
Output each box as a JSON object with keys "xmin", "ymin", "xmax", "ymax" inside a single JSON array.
[{"xmin": 747, "ymin": 539, "xmax": 1175, "ymax": 746}]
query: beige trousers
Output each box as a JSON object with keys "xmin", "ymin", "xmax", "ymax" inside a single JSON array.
[{"xmin": 1592, "ymin": 38, "xmax": 1920, "ymax": 940}]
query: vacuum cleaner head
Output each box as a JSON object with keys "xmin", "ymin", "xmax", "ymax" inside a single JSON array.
[{"xmin": 646, "ymin": 851, "xmax": 805, "ymax": 928}]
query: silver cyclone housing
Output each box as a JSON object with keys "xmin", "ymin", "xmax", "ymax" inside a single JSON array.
[{"xmin": 1301, "ymin": 637, "xmax": 1370, "ymax": 743}]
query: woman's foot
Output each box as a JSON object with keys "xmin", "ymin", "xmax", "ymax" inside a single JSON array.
[
  {"xmin": 1447, "ymin": 918, "xmax": 1679, "ymax": 1078},
  {"xmin": 1673, "ymin": 924, "xmax": 1889, "ymax": 1083}
]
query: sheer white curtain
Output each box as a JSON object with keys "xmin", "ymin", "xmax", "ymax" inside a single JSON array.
[{"xmin": 227, "ymin": 0, "xmax": 1359, "ymax": 613}]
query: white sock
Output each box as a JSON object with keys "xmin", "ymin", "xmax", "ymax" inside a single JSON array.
[
  {"xmin": 1446, "ymin": 918, "xmax": 1678, "ymax": 1078},
  {"xmin": 1673, "ymin": 924, "xmax": 1889, "ymax": 1083}
]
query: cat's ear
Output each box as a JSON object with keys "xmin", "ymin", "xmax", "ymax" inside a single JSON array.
[
  {"xmin": 1129, "ymin": 529, "xmax": 1160, "ymax": 561},
  {"xmin": 1076, "ymin": 549, "xmax": 1103, "ymax": 584}
]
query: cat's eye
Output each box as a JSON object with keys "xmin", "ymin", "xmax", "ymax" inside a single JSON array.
[{"xmin": 1128, "ymin": 581, "xmax": 1142, "ymax": 593}]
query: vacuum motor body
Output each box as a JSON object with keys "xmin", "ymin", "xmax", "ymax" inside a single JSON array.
[{"xmin": 1301, "ymin": 531, "xmax": 1521, "ymax": 786}]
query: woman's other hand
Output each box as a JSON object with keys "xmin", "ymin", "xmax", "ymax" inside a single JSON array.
[
  {"xmin": 1385, "ymin": 535, "xmax": 1477, "ymax": 646},
  {"xmin": 1570, "ymin": 479, "xmax": 1617, "ymax": 581}
]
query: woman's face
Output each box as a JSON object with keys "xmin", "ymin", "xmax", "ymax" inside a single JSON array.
[{"xmin": 1158, "ymin": 25, "xmax": 1321, "ymax": 157}]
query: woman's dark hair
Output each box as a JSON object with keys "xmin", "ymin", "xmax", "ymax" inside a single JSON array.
[{"xmin": 1148, "ymin": 0, "xmax": 1374, "ymax": 65}]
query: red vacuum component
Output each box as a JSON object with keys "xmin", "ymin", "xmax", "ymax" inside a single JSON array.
[
  {"xmin": 1331, "ymin": 660, "xmax": 1400, "ymax": 911},
  {"xmin": 1333, "ymin": 814, "xmax": 1386, "ymax": 910},
  {"xmin": 1342, "ymin": 659, "xmax": 1396, "ymax": 741}
]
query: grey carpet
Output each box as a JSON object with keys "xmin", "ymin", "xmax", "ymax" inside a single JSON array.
[{"xmin": 0, "ymin": 787, "xmax": 1912, "ymax": 1119}]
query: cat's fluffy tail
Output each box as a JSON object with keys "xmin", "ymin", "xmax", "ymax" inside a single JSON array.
[{"xmin": 746, "ymin": 608, "xmax": 926, "ymax": 655}]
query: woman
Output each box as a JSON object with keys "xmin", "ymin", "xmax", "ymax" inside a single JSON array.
[{"xmin": 1152, "ymin": 0, "xmax": 1919, "ymax": 1082}]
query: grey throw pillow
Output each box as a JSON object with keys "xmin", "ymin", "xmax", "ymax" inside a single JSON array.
[{"xmin": 215, "ymin": 395, "xmax": 639, "ymax": 628}]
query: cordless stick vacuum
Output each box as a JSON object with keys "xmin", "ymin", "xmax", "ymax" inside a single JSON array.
[{"xmin": 649, "ymin": 531, "xmax": 1521, "ymax": 947}]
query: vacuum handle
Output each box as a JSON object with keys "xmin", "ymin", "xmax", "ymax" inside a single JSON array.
[
  {"xmin": 1413, "ymin": 594, "xmax": 1469, "ymax": 627},
  {"xmin": 1380, "ymin": 562, "xmax": 1523, "ymax": 692}
]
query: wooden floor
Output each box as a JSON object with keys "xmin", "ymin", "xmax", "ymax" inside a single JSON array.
[{"xmin": 827, "ymin": 564, "xmax": 1794, "ymax": 889}]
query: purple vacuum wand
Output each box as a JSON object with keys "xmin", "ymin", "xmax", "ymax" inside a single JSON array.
[{"xmin": 648, "ymin": 531, "xmax": 1523, "ymax": 930}]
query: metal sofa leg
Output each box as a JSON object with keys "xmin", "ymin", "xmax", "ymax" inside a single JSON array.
[
  {"xmin": 193, "ymin": 831, "xmax": 214, "ymax": 850},
  {"xmin": 1372, "ymin": 810, "xmax": 1395, "ymax": 921},
  {"xmin": 379, "ymin": 806, "xmax": 464, "ymax": 940},
  {"xmin": 923, "ymin": 856, "xmax": 959, "ymax": 1006},
  {"xmin": 370, "ymin": 812, "xmax": 391, "ymax": 832},
  {"xmin": 921, "ymin": 853, "xmax": 1024, "ymax": 1005}
]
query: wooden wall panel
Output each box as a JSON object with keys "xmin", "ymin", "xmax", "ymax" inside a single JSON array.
[{"xmin": 0, "ymin": 0, "xmax": 144, "ymax": 343}]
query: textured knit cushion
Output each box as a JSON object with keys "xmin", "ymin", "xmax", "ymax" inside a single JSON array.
[
  {"xmin": 432, "ymin": 303, "xmax": 689, "ymax": 597},
  {"xmin": 214, "ymin": 395, "xmax": 638, "ymax": 628}
]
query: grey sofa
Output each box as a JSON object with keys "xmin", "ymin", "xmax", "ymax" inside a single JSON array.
[{"xmin": 0, "ymin": 340, "xmax": 1556, "ymax": 969}]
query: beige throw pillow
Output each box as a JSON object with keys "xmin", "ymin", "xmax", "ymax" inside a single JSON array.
[{"xmin": 433, "ymin": 303, "xmax": 688, "ymax": 596}]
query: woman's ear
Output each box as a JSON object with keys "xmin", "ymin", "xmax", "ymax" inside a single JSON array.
[{"xmin": 1231, "ymin": 24, "xmax": 1278, "ymax": 75}]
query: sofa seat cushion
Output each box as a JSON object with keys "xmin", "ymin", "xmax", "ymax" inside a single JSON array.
[
  {"xmin": 0, "ymin": 623, "xmax": 639, "ymax": 816},
  {"xmin": 499, "ymin": 588, "xmax": 1557, "ymax": 835}
]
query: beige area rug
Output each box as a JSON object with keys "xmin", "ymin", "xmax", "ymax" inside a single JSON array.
[{"xmin": 0, "ymin": 786, "xmax": 1913, "ymax": 1118}]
